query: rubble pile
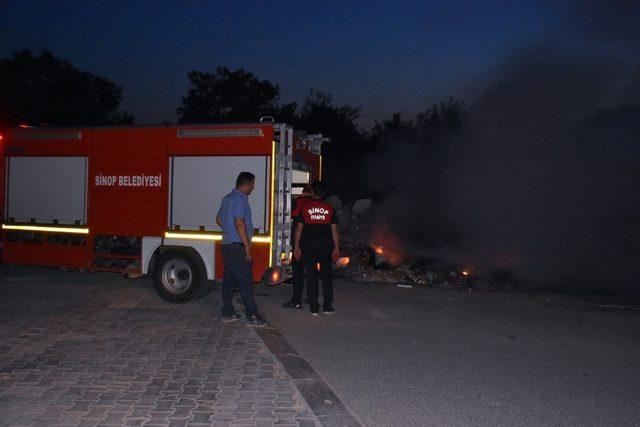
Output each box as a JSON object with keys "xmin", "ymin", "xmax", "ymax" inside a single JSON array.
[{"xmin": 328, "ymin": 195, "xmax": 475, "ymax": 289}]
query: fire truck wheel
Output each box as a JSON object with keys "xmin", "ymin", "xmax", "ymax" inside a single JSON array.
[{"xmin": 153, "ymin": 250, "xmax": 205, "ymax": 303}]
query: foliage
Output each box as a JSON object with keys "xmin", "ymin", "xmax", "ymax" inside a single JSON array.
[
  {"xmin": 363, "ymin": 97, "xmax": 468, "ymax": 203},
  {"xmin": 175, "ymin": 65, "xmax": 467, "ymax": 200},
  {"xmin": 369, "ymin": 97, "xmax": 467, "ymax": 152},
  {"xmin": 177, "ymin": 66, "xmax": 296, "ymax": 123},
  {"xmin": 297, "ymin": 90, "xmax": 366, "ymax": 199}
]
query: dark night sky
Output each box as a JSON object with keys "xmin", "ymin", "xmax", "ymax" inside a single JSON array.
[{"xmin": 0, "ymin": 0, "xmax": 619, "ymax": 127}]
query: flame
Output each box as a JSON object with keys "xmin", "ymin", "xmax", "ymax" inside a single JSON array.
[
  {"xmin": 271, "ymin": 270, "xmax": 280, "ymax": 283},
  {"xmin": 462, "ymin": 270, "xmax": 469, "ymax": 276},
  {"xmin": 370, "ymin": 221, "xmax": 407, "ymax": 266},
  {"xmin": 316, "ymin": 262, "xmax": 321, "ymax": 271},
  {"xmin": 335, "ymin": 257, "xmax": 350, "ymax": 267}
]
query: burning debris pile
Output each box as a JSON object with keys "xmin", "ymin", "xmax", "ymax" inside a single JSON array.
[
  {"xmin": 328, "ymin": 196, "xmax": 483, "ymax": 290},
  {"xmin": 334, "ymin": 241, "xmax": 475, "ymax": 289}
]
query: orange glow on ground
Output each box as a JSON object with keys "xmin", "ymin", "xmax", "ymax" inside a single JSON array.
[{"xmin": 271, "ymin": 270, "xmax": 280, "ymax": 283}]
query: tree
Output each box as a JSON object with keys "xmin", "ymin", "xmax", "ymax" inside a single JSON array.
[
  {"xmin": 298, "ymin": 90, "xmax": 365, "ymax": 199},
  {"xmin": 371, "ymin": 112, "xmax": 414, "ymax": 134},
  {"xmin": 0, "ymin": 49, "xmax": 133, "ymax": 127},
  {"xmin": 177, "ymin": 67, "xmax": 295, "ymax": 123},
  {"xmin": 368, "ymin": 112, "xmax": 416, "ymax": 152},
  {"xmin": 415, "ymin": 97, "xmax": 467, "ymax": 141},
  {"xmin": 369, "ymin": 98, "xmax": 466, "ymax": 147}
]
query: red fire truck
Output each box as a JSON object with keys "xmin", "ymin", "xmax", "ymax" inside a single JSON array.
[{"xmin": 0, "ymin": 122, "xmax": 324, "ymax": 302}]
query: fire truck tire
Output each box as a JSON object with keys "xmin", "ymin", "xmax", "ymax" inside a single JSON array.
[{"xmin": 153, "ymin": 249, "xmax": 205, "ymax": 303}]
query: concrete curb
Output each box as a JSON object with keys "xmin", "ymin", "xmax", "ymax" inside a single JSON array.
[{"xmin": 254, "ymin": 325, "xmax": 362, "ymax": 427}]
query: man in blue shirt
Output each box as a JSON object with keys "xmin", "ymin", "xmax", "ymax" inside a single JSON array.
[{"xmin": 216, "ymin": 172, "xmax": 266, "ymax": 327}]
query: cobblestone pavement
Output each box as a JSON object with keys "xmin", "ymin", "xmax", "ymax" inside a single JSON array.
[{"xmin": 0, "ymin": 266, "xmax": 319, "ymax": 426}]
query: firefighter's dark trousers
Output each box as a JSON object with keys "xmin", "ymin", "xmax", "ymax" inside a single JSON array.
[
  {"xmin": 290, "ymin": 258, "xmax": 305, "ymax": 304},
  {"xmin": 301, "ymin": 239, "xmax": 334, "ymax": 311},
  {"xmin": 221, "ymin": 243, "xmax": 257, "ymax": 318}
]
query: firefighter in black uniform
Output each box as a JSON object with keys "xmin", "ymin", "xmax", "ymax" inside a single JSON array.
[
  {"xmin": 293, "ymin": 181, "xmax": 340, "ymax": 316},
  {"xmin": 283, "ymin": 185, "xmax": 312, "ymax": 309}
]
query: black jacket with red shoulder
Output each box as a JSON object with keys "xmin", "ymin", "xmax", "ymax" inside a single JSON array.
[{"xmin": 295, "ymin": 198, "xmax": 339, "ymax": 242}]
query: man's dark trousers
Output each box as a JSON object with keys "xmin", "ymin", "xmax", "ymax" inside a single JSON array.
[
  {"xmin": 221, "ymin": 243, "xmax": 257, "ymax": 317},
  {"xmin": 301, "ymin": 239, "xmax": 334, "ymax": 311}
]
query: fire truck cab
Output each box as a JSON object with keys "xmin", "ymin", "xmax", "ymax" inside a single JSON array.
[{"xmin": 0, "ymin": 123, "xmax": 324, "ymax": 302}]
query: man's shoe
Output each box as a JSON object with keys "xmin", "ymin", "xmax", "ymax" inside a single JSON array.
[
  {"xmin": 246, "ymin": 315, "xmax": 267, "ymax": 327},
  {"xmin": 222, "ymin": 313, "xmax": 241, "ymax": 323},
  {"xmin": 323, "ymin": 306, "xmax": 335, "ymax": 315},
  {"xmin": 282, "ymin": 301, "xmax": 303, "ymax": 309},
  {"xmin": 310, "ymin": 309, "xmax": 319, "ymax": 317}
]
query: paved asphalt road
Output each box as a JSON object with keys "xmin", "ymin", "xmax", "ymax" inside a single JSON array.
[
  {"xmin": 1, "ymin": 266, "xmax": 639, "ymax": 426},
  {"xmin": 256, "ymin": 279, "xmax": 640, "ymax": 426}
]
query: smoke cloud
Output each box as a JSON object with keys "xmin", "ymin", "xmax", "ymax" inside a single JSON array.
[
  {"xmin": 366, "ymin": 45, "xmax": 640, "ymax": 294},
  {"xmin": 568, "ymin": 0, "xmax": 640, "ymax": 46}
]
